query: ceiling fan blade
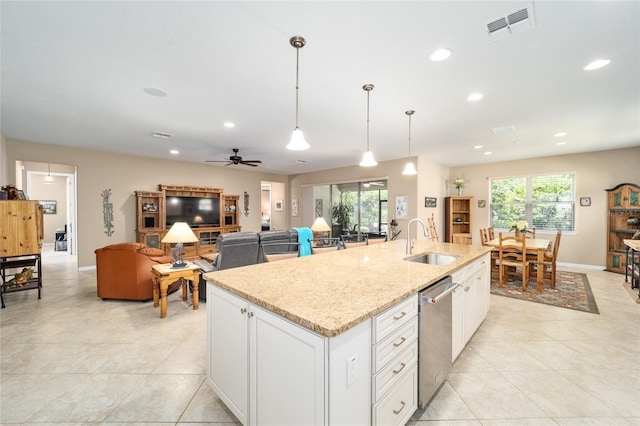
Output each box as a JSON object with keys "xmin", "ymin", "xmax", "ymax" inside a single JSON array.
[
  {"xmin": 240, "ymin": 161, "xmax": 259, "ymax": 167},
  {"xmin": 240, "ymin": 160, "xmax": 262, "ymax": 164},
  {"xmin": 206, "ymin": 160, "xmax": 230, "ymax": 163}
]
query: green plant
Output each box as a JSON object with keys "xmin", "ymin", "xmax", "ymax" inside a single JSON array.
[{"xmin": 331, "ymin": 200, "xmax": 353, "ymax": 230}]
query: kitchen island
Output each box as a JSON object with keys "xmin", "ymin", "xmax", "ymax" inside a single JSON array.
[{"xmin": 204, "ymin": 239, "xmax": 491, "ymax": 426}]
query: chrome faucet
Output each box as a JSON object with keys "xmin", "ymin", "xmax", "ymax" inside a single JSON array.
[{"xmin": 406, "ymin": 218, "xmax": 430, "ymax": 255}]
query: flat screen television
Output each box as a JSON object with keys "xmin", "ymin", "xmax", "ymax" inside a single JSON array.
[{"xmin": 165, "ymin": 196, "xmax": 221, "ymax": 228}]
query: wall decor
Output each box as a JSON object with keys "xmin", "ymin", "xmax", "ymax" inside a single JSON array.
[
  {"xmin": 291, "ymin": 199, "xmax": 299, "ymax": 217},
  {"xmin": 101, "ymin": 188, "xmax": 114, "ymax": 236},
  {"xmin": 424, "ymin": 197, "xmax": 437, "ymax": 208},
  {"xmin": 315, "ymin": 199, "xmax": 323, "ymax": 218},
  {"xmin": 16, "ymin": 190, "xmax": 27, "ymax": 200},
  {"xmin": 244, "ymin": 191, "xmax": 250, "ymax": 216},
  {"xmin": 478, "ymin": 200, "xmax": 487, "ymax": 208},
  {"xmin": 395, "ymin": 195, "xmax": 407, "ymax": 219},
  {"xmin": 39, "ymin": 200, "xmax": 57, "ymax": 214},
  {"xmin": 580, "ymin": 197, "xmax": 591, "ymax": 207},
  {"xmin": 275, "ymin": 200, "xmax": 283, "ymax": 211}
]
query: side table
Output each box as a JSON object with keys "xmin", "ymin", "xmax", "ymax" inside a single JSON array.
[{"xmin": 151, "ymin": 262, "xmax": 202, "ymax": 318}]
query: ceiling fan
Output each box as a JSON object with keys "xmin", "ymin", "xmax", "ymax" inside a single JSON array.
[{"xmin": 206, "ymin": 148, "xmax": 262, "ymax": 167}]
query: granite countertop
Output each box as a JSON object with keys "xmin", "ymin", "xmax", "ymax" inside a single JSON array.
[{"xmin": 204, "ymin": 239, "xmax": 492, "ymax": 337}]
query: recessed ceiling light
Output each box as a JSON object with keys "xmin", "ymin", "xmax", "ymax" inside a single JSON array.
[
  {"xmin": 170, "ymin": 149, "xmax": 179, "ymax": 155},
  {"xmin": 583, "ymin": 59, "xmax": 611, "ymax": 71},
  {"xmin": 556, "ymin": 141, "xmax": 567, "ymax": 146},
  {"xmin": 554, "ymin": 132, "xmax": 567, "ymax": 137},
  {"xmin": 467, "ymin": 93, "xmax": 483, "ymax": 102},
  {"xmin": 429, "ymin": 48, "xmax": 452, "ymax": 62},
  {"xmin": 513, "ymin": 140, "xmax": 523, "ymax": 144},
  {"xmin": 152, "ymin": 131, "xmax": 172, "ymax": 139},
  {"xmin": 473, "ymin": 145, "xmax": 483, "ymax": 149},
  {"xmin": 223, "ymin": 122, "xmax": 235, "ymax": 128},
  {"xmin": 484, "ymin": 151, "xmax": 493, "ymax": 155},
  {"xmin": 143, "ymin": 87, "xmax": 167, "ymax": 97}
]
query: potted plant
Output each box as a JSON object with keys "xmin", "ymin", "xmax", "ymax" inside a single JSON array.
[{"xmin": 331, "ymin": 200, "xmax": 353, "ymax": 238}]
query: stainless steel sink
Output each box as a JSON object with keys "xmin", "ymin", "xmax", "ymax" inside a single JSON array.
[{"xmin": 405, "ymin": 253, "xmax": 459, "ymax": 265}]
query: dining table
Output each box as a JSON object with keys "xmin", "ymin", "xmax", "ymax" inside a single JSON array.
[{"xmin": 486, "ymin": 237, "xmax": 551, "ymax": 292}]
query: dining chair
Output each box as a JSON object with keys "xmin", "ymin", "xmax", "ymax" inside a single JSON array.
[
  {"xmin": 524, "ymin": 228, "xmax": 536, "ymax": 239},
  {"xmin": 427, "ymin": 217, "xmax": 439, "ymax": 242},
  {"xmin": 498, "ymin": 232, "xmax": 530, "ymax": 290},
  {"xmin": 535, "ymin": 230, "xmax": 562, "ymax": 289},
  {"xmin": 487, "ymin": 227, "xmax": 495, "ymax": 240},
  {"xmin": 480, "ymin": 228, "xmax": 499, "ymax": 276}
]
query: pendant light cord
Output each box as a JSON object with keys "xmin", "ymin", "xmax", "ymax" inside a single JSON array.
[
  {"xmin": 366, "ymin": 89, "xmax": 370, "ymax": 150},
  {"xmin": 407, "ymin": 113, "xmax": 412, "ymax": 160},
  {"xmin": 295, "ymin": 45, "xmax": 300, "ymax": 129}
]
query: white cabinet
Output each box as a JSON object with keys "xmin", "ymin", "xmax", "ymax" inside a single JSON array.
[
  {"xmin": 207, "ymin": 284, "xmax": 372, "ymax": 426},
  {"xmin": 208, "ymin": 285, "xmax": 325, "ymax": 425},
  {"xmin": 372, "ymin": 294, "xmax": 419, "ymax": 426},
  {"xmin": 451, "ymin": 253, "xmax": 490, "ymax": 361}
]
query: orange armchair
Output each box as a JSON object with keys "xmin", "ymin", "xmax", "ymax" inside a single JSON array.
[{"xmin": 95, "ymin": 242, "xmax": 174, "ymax": 301}]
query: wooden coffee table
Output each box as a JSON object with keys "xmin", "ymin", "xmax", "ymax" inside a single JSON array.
[{"xmin": 151, "ymin": 262, "xmax": 202, "ymax": 318}]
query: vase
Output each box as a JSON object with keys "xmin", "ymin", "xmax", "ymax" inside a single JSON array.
[{"xmin": 457, "ymin": 187, "xmax": 462, "ymax": 196}]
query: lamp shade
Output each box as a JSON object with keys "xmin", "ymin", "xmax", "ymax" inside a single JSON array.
[
  {"xmin": 161, "ymin": 222, "xmax": 198, "ymax": 244},
  {"xmin": 311, "ymin": 217, "xmax": 331, "ymax": 232},
  {"xmin": 359, "ymin": 150, "xmax": 378, "ymax": 167},
  {"xmin": 286, "ymin": 128, "xmax": 310, "ymax": 150},
  {"xmin": 402, "ymin": 161, "xmax": 417, "ymax": 175}
]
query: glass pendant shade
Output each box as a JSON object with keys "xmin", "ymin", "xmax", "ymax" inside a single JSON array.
[
  {"xmin": 359, "ymin": 150, "xmax": 377, "ymax": 167},
  {"xmin": 402, "ymin": 161, "xmax": 417, "ymax": 175},
  {"xmin": 44, "ymin": 163, "xmax": 54, "ymax": 184},
  {"xmin": 286, "ymin": 128, "xmax": 310, "ymax": 150}
]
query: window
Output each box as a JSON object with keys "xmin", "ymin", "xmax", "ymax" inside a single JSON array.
[{"xmin": 490, "ymin": 173, "xmax": 575, "ymax": 232}]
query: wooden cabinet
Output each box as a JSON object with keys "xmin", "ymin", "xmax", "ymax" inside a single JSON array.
[
  {"xmin": 451, "ymin": 253, "xmax": 490, "ymax": 361},
  {"xmin": 445, "ymin": 196, "xmax": 473, "ymax": 245},
  {"xmin": 223, "ymin": 195, "xmax": 241, "ymax": 232},
  {"xmin": 135, "ymin": 191, "xmax": 164, "ymax": 248},
  {"xmin": 606, "ymin": 183, "xmax": 640, "ymax": 273},
  {"xmin": 135, "ymin": 185, "xmax": 241, "ymax": 257},
  {"xmin": 0, "ymin": 200, "xmax": 44, "ymax": 307}
]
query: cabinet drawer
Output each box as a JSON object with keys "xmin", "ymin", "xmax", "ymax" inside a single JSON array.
[
  {"xmin": 373, "ymin": 317, "xmax": 418, "ymax": 373},
  {"xmin": 373, "ymin": 295, "xmax": 418, "ymax": 344},
  {"xmin": 373, "ymin": 340, "xmax": 418, "ymax": 402},
  {"xmin": 373, "ymin": 363, "xmax": 417, "ymax": 426}
]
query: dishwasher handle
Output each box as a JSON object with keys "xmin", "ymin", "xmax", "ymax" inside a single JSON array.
[{"xmin": 422, "ymin": 283, "xmax": 462, "ymax": 304}]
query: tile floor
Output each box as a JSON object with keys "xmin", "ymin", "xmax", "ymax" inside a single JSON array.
[{"xmin": 1, "ymin": 246, "xmax": 639, "ymax": 425}]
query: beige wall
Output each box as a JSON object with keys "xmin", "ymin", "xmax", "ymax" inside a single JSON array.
[
  {"xmin": 450, "ymin": 146, "xmax": 640, "ymax": 267},
  {"xmin": 0, "ymin": 132, "xmax": 8, "ymax": 186},
  {"xmin": 7, "ymin": 140, "xmax": 288, "ymax": 268}
]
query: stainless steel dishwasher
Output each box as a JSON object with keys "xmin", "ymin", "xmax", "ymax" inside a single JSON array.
[{"xmin": 418, "ymin": 275, "xmax": 461, "ymax": 408}]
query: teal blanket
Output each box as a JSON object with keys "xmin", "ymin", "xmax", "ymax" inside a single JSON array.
[{"xmin": 294, "ymin": 227, "xmax": 313, "ymax": 257}]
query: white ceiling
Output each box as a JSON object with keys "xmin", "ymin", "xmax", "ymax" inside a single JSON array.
[{"xmin": 2, "ymin": 1, "xmax": 639, "ymax": 175}]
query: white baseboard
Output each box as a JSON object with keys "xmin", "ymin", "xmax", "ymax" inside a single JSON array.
[{"xmin": 557, "ymin": 262, "xmax": 605, "ymax": 271}]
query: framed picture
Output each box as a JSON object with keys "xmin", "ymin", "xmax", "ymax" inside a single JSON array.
[
  {"xmin": 424, "ymin": 197, "xmax": 437, "ymax": 208},
  {"xmin": 16, "ymin": 190, "xmax": 26, "ymax": 200},
  {"xmin": 39, "ymin": 200, "xmax": 57, "ymax": 214},
  {"xmin": 291, "ymin": 199, "xmax": 298, "ymax": 217},
  {"xmin": 478, "ymin": 200, "xmax": 487, "ymax": 208},
  {"xmin": 580, "ymin": 197, "xmax": 591, "ymax": 207},
  {"xmin": 315, "ymin": 199, "xmax": 323, "ymax": 218},
  {"xmin": 275, "ymin": 200, "xmax": 283, "ymax": 211},
  {"xmin": 395, "ymin": 195, "xmax": 407, "ymax": 219}
]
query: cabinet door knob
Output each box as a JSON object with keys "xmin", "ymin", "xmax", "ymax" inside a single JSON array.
[
  {"xmin": 240, "ymin": 308, "xmax": 247, "ymax": 314},
  {"xmin": 248, "ymin": 311, "xmax": 254, "ymax": 318}
]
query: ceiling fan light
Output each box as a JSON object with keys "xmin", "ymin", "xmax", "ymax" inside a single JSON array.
[
  {"xmin": 402, "ymin": 161, "xmax": 417, "ymax": 175},
  {"xmin": 44, "ymin": 175, "xmax": 54, "ymax": 184},
  {"xmin": 359, "ymin": 150, "xmax": 377, "ymax": 167},
  {"xmin": 287, "ymin": 128, "xmax": 310, "ymax": 150}
]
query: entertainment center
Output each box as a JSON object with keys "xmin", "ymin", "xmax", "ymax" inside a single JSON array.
[{"xmin": 135, "ymin": 184, "xmax": 241, "ymax": 259}]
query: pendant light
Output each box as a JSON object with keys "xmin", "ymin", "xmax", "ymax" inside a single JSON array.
[
  {"xmin": 359, "ymin": 84, "xmax": 377, "ymax": 167},
  {"xmin": 44, "ymin": 163, "xmax": 54, "ymax": 184},
  {"xmin": 402, "ymin": 110, "xmax": 417, "ymax": 175},
  {"xmin": 286, "ymin": 36, "xmax": 310, "ymax": 151}
]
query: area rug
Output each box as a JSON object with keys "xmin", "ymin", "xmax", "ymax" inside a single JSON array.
[{"xmin": 491, "ymin": 271, "xmax": 599, "ymax": 314}]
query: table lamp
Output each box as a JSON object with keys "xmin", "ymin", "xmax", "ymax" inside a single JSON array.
[
  {"xmin": 161, "ymin": 222, "xmax": 199, "ymax": 268},
  {"xmin": 311, "ymin": 217, "xmax": 331, "ymax": 245}
]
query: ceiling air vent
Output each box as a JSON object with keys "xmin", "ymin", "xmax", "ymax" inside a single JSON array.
[
  {"xmin": 486, "ymin": 3, "xmax": 536, "ymax": 43},
  {"xmin": 152, "ymin": 131, "xmax": 172, "ymax": 139}
]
